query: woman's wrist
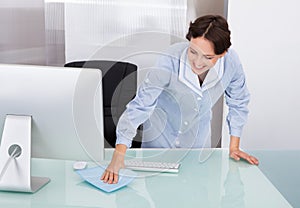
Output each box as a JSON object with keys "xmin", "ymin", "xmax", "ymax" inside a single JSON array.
[
  {"xmin": 229, "ymin": 136, "xmax": 240, "ymax": 152},
  {"xmin": 113, "ymin": 144, "xmax": 127, "ymax": 160}
]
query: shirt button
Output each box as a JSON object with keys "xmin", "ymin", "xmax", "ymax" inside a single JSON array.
[
  {"xmin": 184, "ymin": 121, "xmax": 188, "ymax": 125},
  {"xmin": 175, "ymin": 140, "xmax": 180, "ymax": 146},
  {"xmin": 194, "ymin": 108, "xmax": 198, "ymax": 112},
  {"xmin": 178, "ymin": 130, "xmax": 182, "ymax": 134},
  {"xmin": 145, "ymin": 78, "xmax": 150, "ymax": 83}
]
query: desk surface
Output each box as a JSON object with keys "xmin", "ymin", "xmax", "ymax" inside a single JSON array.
[
  {"xmin": 249, "ymin": 150, "xmax": 300, "ymax": 208},
  {"xmin": 0, "ymin": 149, "xmax": 292, "ymax": 208}
]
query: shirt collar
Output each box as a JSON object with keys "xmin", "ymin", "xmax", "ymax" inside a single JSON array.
[{"xmin": 202, "ymin": 56, "xmax": 224, "ymax": 90}]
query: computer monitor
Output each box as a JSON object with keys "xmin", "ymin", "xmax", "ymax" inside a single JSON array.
[{"xmin": 0, "ymin": 64, "xmax": 104, "ymax": 192}]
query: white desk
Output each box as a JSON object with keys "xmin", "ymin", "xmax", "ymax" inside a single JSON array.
[{"xmin": 0, "ymin": 149, "xmax": 292, "ymax": 207}]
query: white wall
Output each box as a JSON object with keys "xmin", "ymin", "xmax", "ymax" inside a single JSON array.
[
  {"xmin": 0, "ymin": 0, "xmax": 225, "ymax": 67},
  {"xmin": 0, "ymin": 0, "xmax": 46, "ymax": 65},
  {"xmin": 225, "ymin": 0, "xmax": 300, "ymax": 150}
]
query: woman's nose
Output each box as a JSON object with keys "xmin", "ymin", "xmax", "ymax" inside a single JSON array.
[{"xmin": 195, "ymin": 56, "xmax": 205, "ymax": 66}]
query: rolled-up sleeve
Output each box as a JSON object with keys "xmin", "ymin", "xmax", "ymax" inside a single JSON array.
[{"xmin": 225, "ymin": 61, "xmax": 250, "ymax": 138}]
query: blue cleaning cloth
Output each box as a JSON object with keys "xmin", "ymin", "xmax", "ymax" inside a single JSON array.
[{"xmin": 76, "ymin": 166, "xmax": 137, "ymax": 193}]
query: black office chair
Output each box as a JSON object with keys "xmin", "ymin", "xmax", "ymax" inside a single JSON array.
[{"xmin": 64, "ymin": 60, "xmax": 142, "ymax": 148}]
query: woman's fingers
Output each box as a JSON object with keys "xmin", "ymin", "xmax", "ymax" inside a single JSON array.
[
  {"xmin": 230, "ymin": 150, "xmax": 259, "ymax": 165},
  {"xmin": 248, "ymin": 155, "xmax": 259, "ymax": 165},
  {"xmin": 100, "ymin": 168, "xmax": 120, "ymax": 184}
]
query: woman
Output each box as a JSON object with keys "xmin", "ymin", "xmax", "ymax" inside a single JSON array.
[{"xmin": 101, "ymin": 15, "xmax": 259, "ymax": 184}]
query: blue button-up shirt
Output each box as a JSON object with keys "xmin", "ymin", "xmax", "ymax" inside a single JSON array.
[{"xmin": 116, "ymin": 42, "xmax": 250, "ymax": 148}]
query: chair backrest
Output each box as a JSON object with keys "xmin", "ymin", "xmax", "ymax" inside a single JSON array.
[{"xmin": 64, "ymin": 60, "xmax": 142, "ymax": 148}]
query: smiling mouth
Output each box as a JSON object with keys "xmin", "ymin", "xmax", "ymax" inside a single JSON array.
[{"xmin": 194, "ymin": 64, "xmax": 206, "ymax": 70}]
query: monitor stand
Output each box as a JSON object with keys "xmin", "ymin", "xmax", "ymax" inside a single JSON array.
[{"xmin": 0, "ymin": 115, "xmax": 50, "ymax": 193}]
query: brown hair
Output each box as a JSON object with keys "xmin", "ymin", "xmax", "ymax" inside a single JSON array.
[{"xmin": 186, "ymin": 15, "xmax": 231, "ymax": 55}]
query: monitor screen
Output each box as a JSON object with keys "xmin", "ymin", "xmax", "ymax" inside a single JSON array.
[{"xmin": 0, "ymin": 64, "xmax": 104, "ymax": 161}]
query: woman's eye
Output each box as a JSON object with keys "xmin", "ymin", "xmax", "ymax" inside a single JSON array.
[{"xmin": 190, "ymin": 49, "xmax": 197, "ymax": 54}]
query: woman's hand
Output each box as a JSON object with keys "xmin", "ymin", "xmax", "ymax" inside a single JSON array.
[
  {"xmin": 229, "ymin": 136, "xmax": 259, "ymax": 165},
  {"xmin": 229, "ymin": 148, "xmax": 259, "ymax": 165},
  {"xmin": 100, "ymin": 144, "xmax": 127, "ymax": 184}
]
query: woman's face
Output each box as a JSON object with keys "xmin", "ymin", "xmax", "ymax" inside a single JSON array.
[{"xmin": 187, "ymin": 37, "xmax": 225, "ymax": 76}]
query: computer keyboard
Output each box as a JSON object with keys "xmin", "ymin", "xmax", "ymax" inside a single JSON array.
[{"xmin": 124, "ymin": 160, "xmax": 180, "ymax": 173}]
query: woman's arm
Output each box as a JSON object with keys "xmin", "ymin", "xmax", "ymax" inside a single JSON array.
[
  {"xmin": 101, "ymin": 44, "xmax": 185, "ymax": 183},
  {"xmin": 225, "ymin": 51, "xmax": 258, "ymax": 165}
]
